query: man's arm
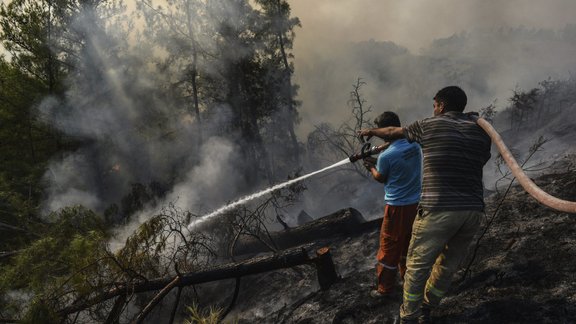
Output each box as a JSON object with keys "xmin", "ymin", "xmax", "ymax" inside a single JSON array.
[
  {"xmin": 357, "ymin": 126, "xmax": 405, "ymax": 141},
  {"xmin": 363, "ymin": 158, "xmax": 387, "ymax": 183},
  {"xmin": 369, "ymin": 165, "xmax": 387, "ymax": 183}
]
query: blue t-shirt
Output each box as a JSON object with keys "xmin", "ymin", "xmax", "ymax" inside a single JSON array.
[{"xmin": 376, "ymin": 139, "xmax": 422, "ymax": 206}]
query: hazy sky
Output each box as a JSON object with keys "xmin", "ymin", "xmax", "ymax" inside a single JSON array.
[
  {"xmin": 288, "ymin": 0, "xmax": 576, "ymax": 54},
  {"xmin": 287, "ymin": 0, "xmax": 576, "ymax": 136}
]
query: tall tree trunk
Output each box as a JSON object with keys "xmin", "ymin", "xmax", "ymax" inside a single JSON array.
[
  {"xmin": 185, "ymin": 4, "xmax": 202, "ymax": 145},
  {"xmin": 275, "ymin": 0, "xmax": 300, "ymax": 164},
  {"xmin": 229, "ymin": 62, "xmax": 273, "ymax": 185}
]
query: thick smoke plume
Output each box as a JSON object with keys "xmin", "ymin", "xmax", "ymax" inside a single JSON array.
[
  {"xmin": 39, "ymin": 4, "xmax": 252, "ymax": 231},
  {"xmin": 38, "ymin": 1, "xmax": 576, "ymax": 238}
]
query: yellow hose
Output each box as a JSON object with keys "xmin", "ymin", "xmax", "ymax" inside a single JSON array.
[{"xmin": 477, "ymin": 117, "xmax": 576, "ymax": 214}]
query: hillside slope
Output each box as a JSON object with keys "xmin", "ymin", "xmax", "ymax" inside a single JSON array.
[{"xmin": 221, "ymin": 163, "xmax": 576, "ymax": 324}]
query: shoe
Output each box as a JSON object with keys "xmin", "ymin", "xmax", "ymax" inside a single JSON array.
[
  {"xmin": 418, "ymin": 305, "xmax": 432, "ymax": 324},
  {"xmin": 370, "ymin": 289, "xmax": 391, "ymax": 298},
  {"xmin": 388, "ymin": 313, "xmax": 416, "ymax": 324}
]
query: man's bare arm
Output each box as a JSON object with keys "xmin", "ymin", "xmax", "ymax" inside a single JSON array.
[
  {"xmin": 369, "ymin": 167, "xmax": 387, "ymax": 183},
  {"xmin": 357, "ymin": 126, "xmax": 405, "ymax": 141},
  {"xmin": 362, "ymin": 159, "xmax": 387, "ymax": 183}
]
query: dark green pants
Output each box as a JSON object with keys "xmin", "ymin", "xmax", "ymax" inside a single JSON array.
[{"xmin": 400, "ymin": 209, "xmax": 482, "ymax": 320}]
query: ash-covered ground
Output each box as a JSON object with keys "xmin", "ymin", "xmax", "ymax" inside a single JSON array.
[{"xmin": 210, "ymin": 156, "xmax": 576, "ymax": 324}]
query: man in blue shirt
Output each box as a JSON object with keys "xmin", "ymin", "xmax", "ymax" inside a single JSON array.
[{"xmin": 363, "ymin": 111, "xmax": 422, "ymax": 297}]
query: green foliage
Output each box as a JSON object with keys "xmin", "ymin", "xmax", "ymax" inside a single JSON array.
[
  {"xmin": 0, "ymin": 204, "xmax": 218, "ymax": 320},
  {"xmin": 118, "ymin": 205, "xmax": 216, "ymax": 277},
  {"xmin": 0, "ymin": 206, "xmax": 108, "ymax": 320},
  {"xmin": 1, "ymin": 0, "xmax": 304, "ymax": 319},
  {"xmin": 0, "ymin": 0, "xmax": 69, "ymax": 90},
  {"xmin": 0, "ymin": 58, "xmax": 61, "ymax": 250},
  {"xmin": 20, "ymin": 299, "xmax": 60, "ymax": 324}
]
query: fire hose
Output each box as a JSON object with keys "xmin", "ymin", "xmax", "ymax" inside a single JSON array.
[
  {"xmin": 353, "ymin": 117, "xmax": 576, "ymax": 213},
  {"xmin": 477, "ymin": 117, "xmax": 576, "ymax": 214}
]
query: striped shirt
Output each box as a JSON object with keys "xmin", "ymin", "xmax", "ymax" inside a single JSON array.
[{"xmin": 403, "ymin": 112, "xmax": 491, "ymax": 211}]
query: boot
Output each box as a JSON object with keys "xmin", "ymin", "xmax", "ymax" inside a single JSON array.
[
  {"xmin": 418, "ymin": 305, "xmax": 432, "ymax": 324},
  {"xmin": 389, "ymin": 313, "xmax": 418, "ymax": 324}
]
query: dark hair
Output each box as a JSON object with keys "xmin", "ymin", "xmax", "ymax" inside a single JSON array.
[
  {"xmin": 374, "ymin": 111, "xmax": 401, "ymax": 128},
  {"xmin": 434, "ymin": 86, "xmax": 467, "ymax": 112}
]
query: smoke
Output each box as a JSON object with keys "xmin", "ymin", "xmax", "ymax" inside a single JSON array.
[
  {"xmin": 283, "ymin": 0, "xmax": 576, "ymax": 217},
  {"xmin": 109, "ymin": 135, "xmax": 244, "ymax": 250},
  {"xmin": 37, "ymin": 0, "xmax": 576, "ymax": 239},
  {"xmin": 38, "ymin": 1, "xmax": 298, "ymax": 253},
  {"xmin": 43, "ymin": 152, "xmax": 102, "ymax": 212},
  {"xmin": 38, "ymin": 4, "xmax": 248, "ymax": 220},
  {"xmin": 38, "ymin": 11, "xmax": 168, "ymax": 215},
  {"xmin": 289, "ymin": 0, "xmax": 576, "ymax": 52},
  {"xmin": 289, "ymin": 0, "xmax": 576, "ymax": 136}
]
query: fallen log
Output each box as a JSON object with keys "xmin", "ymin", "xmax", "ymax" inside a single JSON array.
[
  {"xmin": 58, "ymin": 242, "xmax": 338, "ymax": 317},
  {"xmin": 233, "ymin": 208, "xmax": 380, "ymax": 255}
]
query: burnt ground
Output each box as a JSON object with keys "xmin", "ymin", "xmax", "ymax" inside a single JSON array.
[{"xmin": 210, "ymin": 163, "xmax": 576, "ymax": 324}]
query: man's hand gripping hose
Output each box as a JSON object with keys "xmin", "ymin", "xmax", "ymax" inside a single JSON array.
[
  {"xmin": 349, "ymin": 134, "xmax": 389, "ymax": 163},
  {"xmin": 476, "ymin": 117, "xmax": 576, "ymax": 214}
]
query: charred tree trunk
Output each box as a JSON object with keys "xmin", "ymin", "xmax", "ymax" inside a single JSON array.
[
  {"xmin": 315, "ymin": 247, "xmax": 339, "ymax": 290},
  {"xmin": 185, "ymin": 4, "xmax": 202, "ymax": 145},
  {"xmin": 275, "ymin": 0, "xmax": 300, "ymax": 165}
]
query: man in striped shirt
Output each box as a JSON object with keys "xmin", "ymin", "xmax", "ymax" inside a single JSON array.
[{"xmin": 358, "ymin": 86, "xmax": 491, "ymax": 324}]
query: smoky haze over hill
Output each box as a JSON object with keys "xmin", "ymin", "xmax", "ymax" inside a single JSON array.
[
  {"xmin": 289, "ymin": 0, "xmax": 576, "ymax": 137},
  {"xmin": 281, "ymin": 0, "xmax": 576, "ymax": 220}
]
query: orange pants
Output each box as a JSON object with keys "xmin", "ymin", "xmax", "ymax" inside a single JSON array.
[{"xmin": 376, "ymin": 203, "xmax": 418, "ymax": 293}]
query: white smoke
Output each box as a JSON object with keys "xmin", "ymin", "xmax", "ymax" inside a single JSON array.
[
  {"xmin": 42, "ymin": 153, "xmax": 102, "ymax": 212},
  {"xmin": 109, "ymin": 135, "xmax": 244, "ymax": 250},
  {"xmin": 289, "ymin": 1, "xmax": 576, "ymax": 136},
  {"xmin": 36, "ymin": 0, "xmax": 576, "ymax": 238}
]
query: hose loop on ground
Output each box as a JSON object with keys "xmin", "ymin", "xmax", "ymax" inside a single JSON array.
[{"xmin": 477, "ymin": 117, "xmax": 576, "ymax": 214}]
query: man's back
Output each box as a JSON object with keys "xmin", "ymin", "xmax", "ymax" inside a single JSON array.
[
  {"xmin": 376, "ymin": 139, "xmax": 422, "ymax": 206},
  {"xmin": 403, "ymin": 112, "xmax": 491, "ymax": 211}
]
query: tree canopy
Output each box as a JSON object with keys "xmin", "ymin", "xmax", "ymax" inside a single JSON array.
[{"xmin": 0, "ymin": 0, "xmax": 303, "ymax": 321}]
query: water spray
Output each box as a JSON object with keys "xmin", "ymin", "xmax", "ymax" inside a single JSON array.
[
  {"xmin": 187, "ymin": 137, "xmax": 389, "ymax": 230},
  {"xmin": 187, "ymin": 158, "xmax": 352, "ymax": 230}
]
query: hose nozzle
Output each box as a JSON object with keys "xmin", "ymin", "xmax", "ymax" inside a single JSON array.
[{"xmin": 349, "ymin": 142, "xmax": 387, "ymax": 163}]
